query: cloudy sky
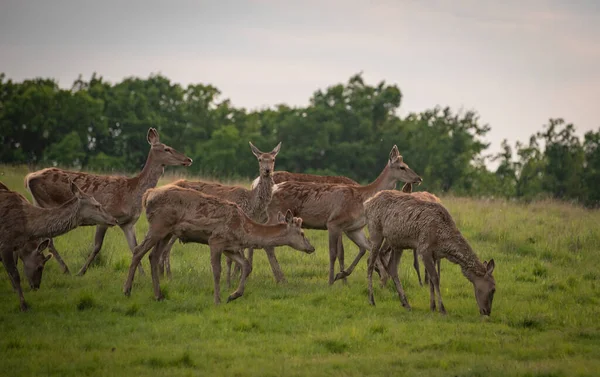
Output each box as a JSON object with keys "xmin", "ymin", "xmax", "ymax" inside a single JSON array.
[{"xmin": 1, "ymin": 0, "xmax": 599, "ymax": 163}]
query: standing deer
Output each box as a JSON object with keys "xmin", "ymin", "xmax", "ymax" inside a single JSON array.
[
  {"xmin": 122, "ymin": 185, "xmax": 315, "ymax": 304},
  {"xmin": 0, "ymin": 181, "xmax": 117, "ymax": 311},
  {"xmin": 364, "ymin": 190, "xmax": 496, "ymax": 316},
  {"xmin": 263, "ymin": 145, "xmax": 422, "ymax": 285},
  {"xmin": 248, "ymin": 171, "xmax": 393, "ymax": 284},
  {"xmin": 25, "ymin": 128, "xmax": 192, "ymax": 276},
  {"xmin": 156, "ymin": 141, "xmax": 282, "ymax": 283}
]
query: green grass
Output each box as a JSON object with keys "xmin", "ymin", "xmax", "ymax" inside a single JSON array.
[{"xmin": 2, "ymin": 165, "xmax": 600, "ymax": 376}]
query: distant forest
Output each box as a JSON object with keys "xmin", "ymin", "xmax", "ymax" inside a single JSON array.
[{"xmin": 1, "ymin": 72, "xmax": 599, "ymax": 206}]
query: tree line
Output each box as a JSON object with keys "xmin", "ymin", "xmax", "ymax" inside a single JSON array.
[{"xmin": 1, "ymin": 72, "xmax": 598, "ymax": 206}]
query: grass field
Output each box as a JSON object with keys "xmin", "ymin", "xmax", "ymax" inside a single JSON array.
[{"xmin": 1, "ymin": 164, "xmax": 600, "ymax": 377}]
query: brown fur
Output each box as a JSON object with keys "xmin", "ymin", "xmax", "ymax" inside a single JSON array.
[
  {"xmin": 157, "ymin": 142, "xmax": 282, "ymax": 282},
  {"xmin": 122, "ymin": 184, "xmax": 315, "ymax": 304},
  {"xmin": 0, "ymin": 180, "xmax": 116, "ymax": 311},
  {"xmin": 364, "ymin": 190, "xmax": 496, "ymax": 316},
  {"xmin": 271, "ymin": 171, "xmax": 358, "ymax": 185},
  {"xmin": 377, "ymin": 189, "xmax": 443, "ymax": 287},
  {"xmin": 25, "ymin": 128, "xmax": 192, "ymax": 275},
  {"xmin": 264, "ymin": 145, "xmax": 423, "ymax": 285}
]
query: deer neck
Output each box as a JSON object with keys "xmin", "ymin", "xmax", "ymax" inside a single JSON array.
[
  {"xmin": 443, "ymin": 237, "xmax": 487, "ymax": 282},
  {"xmin": 359, "ymin": 163, "xmax": 396, "ymax": 199},
  {"xmin": 248, "ymin": 174, "xmax": 274, "ymax": 222},
  {"xmin": 27, "ymin": 197, "xmax": 81, "ymax": 239},
  {"xmin": 243, "ymin": 221, "xmax": 288, "ymax": 248},
  {"xmin": 133, "ymin": 152, "xmax": 165, "ymax": 200}
]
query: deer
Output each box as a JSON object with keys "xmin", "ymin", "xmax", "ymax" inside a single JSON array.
[
  {"xmin": 0, "ymin": 180, "xmax": 117, "ymax": 311},
  {"xmin": 262, "ymin": 145, "xmax": 423, "ymax": 285},
  {"xmin": 363, "ymin": 190, "xmax": 496, "ymax": 316},
  {"xmin": 122, "ymin": 184, "xmax": 315, "ymax": 305},
  {"xmin": 156, "ymin": 141, "xmax": 282, "ymax": 284},
  {"xmin": 25, "ymin": 127, "xmax": 192, "ymax": 276},
  {"xmin": 340, "ymin": 182, "xmax": 443, "ymax": 287}
]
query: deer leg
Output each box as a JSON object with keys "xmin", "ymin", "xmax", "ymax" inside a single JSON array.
[
  {"xmin": 123, "ymin": 233, "xmax": 159, "ymax": 297},
  {"xmin": 333, "ymin": 228, "xmax": 371, "ymax": 282},
  {"xmin": 1, "ymin": 247, "xmax": 28, "ymax": 311},
  {"xmin": 386, "ymin": 249, "xmax": 411, "ymax": 309},
  {"xmin": 263, "ymin": 246, "xmax": 286, "ymax": 284},
  {"xmin": 225, "ymin": 250, "xmax": 251, "ymax": 303},
  {"xmin": 233, "ymin": 248, "xmax": 245, "ymax": 278},
  {"xmin": 226, "ymin": 255, "xmax": 234, "ymax": 289},
  {"xmin": 246, "ymin": 247, "xmax": 255, "ymax": 272},
  {"xmin": 77, "ymin": 225, "xmax": 108, "ymax": 276},
  {"xmin": 367, "ymin": 234, "xmax": 385, "ymax": 306},
  {"xmin": 148, "ymin": 236, "xmax": 171, "ymax": 301},
  {"xmin": 327, "ymin": 228, "xmax": 343, "ymax": 285},
  {"xmin": 413, "ymin": 249, "xmax": 423, "ymax": 287},
  {"xmin": 336, "ymin": 235, "xmax": 347, "ymax": 284},
  {"xmin": 47, "ymin": 239, "xmax": 70, "ymax": 274},
  {"xmin": 121, "ymin": 223, "xmax": 145, "ymax": 276},
  {"xmin": 159, "ymin": 235, "xmax": 177, "ymax": 281},
  {"xmin": 423, "ymin": 254, "xmax": 445, "ymax": 314},
  {"xmin": 377, "ymin": 242, "xmax": 391, "ymax": 287},
  {"xmin": 209, "ymin": 245, "xmax": 223, "ymax": 305}
]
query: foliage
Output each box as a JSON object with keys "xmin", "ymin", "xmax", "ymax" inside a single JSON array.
[{"xmin": 1, "ymin": 72, "xmax": 599, "ymax": 205}]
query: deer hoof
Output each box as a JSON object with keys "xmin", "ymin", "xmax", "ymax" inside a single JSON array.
[
  {"xmin": 334, "ymin": 271, "xmax": 348, "ymax": 281},
  {"xmin": 123, "ymin": 289, "xmax": 131, "ymax": 297},
  {"xmin": 227, "ymin": 293, "xmax": 242, "ymax": 303},
  {"xmin": 20, "ymin": 302, "xmax": 29, "ymax": 312},
  {"xmin": 156, "ymin": 294, "xmax": 165, "ymax": 301}
]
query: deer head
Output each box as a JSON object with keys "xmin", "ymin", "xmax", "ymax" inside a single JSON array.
[
  {"xmin": 388, "ymin": 145, "xmax": 422, "ymax": 185},
  {"xmin": 70, "ymin": 181, "xmax": 118, "ymax": 227},
  {"xmin": 147, "ymin": 128, "xmax": 193, "ymax": 167},
  {"xmin": 473, "ymin": 259, "xmax": 496, "ymax": 316},
  {"xmin": 277, "ymin": 209, "xmax": 315, "ymax": 254},
  {"xmin": 21, "ymin": 239, "xmax": 52, "ymax": 290},
  {"xmin": 249, "ymin": 141, "xmax": 281, "ymax": 178}
]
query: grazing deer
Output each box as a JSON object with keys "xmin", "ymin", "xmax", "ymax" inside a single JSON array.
[
  {"xmin": 364, "ymin": 190, "xmax": 496, "ymax": 316},
  {"xmin": 0, "ymin": 181, "xmax": 117, "ymax": 311},
  {"xmin": 25, "ymin": 128, "xmax": 192, "ymax": 276},
  {"xmin": 342, "ymin": 182, "xmax": 443, "ymax": 287},
  {"xmin": 157, "ymin": 141, "xmax": 282, "ymax": 283},
  {"xmin": 263, "ymin": 145, "xmax": 422, "ymax": 285},
  {"xmin": 122, "ymin": 185, "xmax": 315, "ymax": 304}
]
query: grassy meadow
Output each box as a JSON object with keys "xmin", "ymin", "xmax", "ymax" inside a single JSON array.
[{"xmin": 1, "ymin": 164, "xmax": 600, "ymax": 377}]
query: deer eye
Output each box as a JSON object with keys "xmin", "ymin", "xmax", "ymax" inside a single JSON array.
[{"xmin": 165, "ymin": 148, "xmax": 172, "ymax": 153}]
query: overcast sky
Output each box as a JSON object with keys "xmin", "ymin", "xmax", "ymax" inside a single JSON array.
[{"xmin": 1, "ymin": 0, "xmax": 599, "ymax": 164}]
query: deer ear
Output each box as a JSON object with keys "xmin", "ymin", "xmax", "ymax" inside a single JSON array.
[
  {"xmin": 401, "ymin": 182, "xmax": 413, "ymax": 193},
  {"xmin": 69, "ymin": 180, "xmax": 83, "ymax": 197},
  {"xmin": 389, "ymin": 145, "xmax": 400, "ymax": 162},
  {"xmin": 285, "ymin": 209, "xmax": 293, "ymax": 224},
  {"xmin": 147, "ymin": 128, "xmax": 160, "ymax": 145},
  {"xmin": 270, "ymin": 142, "xmax": 282, "ymax": 157},
  {"xmin": 43, "ymin": 253, "xmax": 53, "ymax": 264},
  {"xmin": 486, "ymin": 259, "xmax": 495, "ymax": 275},
  {"xmin": 249, "ymin": 141, "xmax": 263, "ymax": 159},
  {"xmin": 276, "ymin": 211, "xmax": 286, "ymax": 223},
  {"xmin": 36, "ymin": 239, "xmax": 51, "ymax": 253}
]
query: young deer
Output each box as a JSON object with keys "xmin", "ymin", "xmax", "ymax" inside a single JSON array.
[
  {"xmin": 0, "ymin": 181, "xmax": 117, "ymax": 311},
  {"xmin": 364, "ymin": 190, "xmax": 496, "ymax": 316},
  {"xmin": 264, "ymin": 145, "xmax": 422, "ymax": 285},
  {"xmin": 122, "ymin": 185, "xmax": 315, "ymax": 304},
  {"xmin": 156, "ymin": 141, "xmax": 282, "ymax": 283},
  {"xmin": 25, "ymin": 128, "xmax": 192, "ymax": 276}
]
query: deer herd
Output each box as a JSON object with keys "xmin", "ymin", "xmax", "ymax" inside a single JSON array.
[{"xmin": 0, "ymin": 127, "xmax": 496, "ymax": 316}]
